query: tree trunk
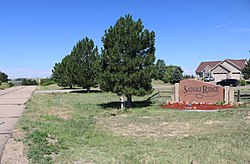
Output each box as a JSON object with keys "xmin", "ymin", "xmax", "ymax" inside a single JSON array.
[
  {"xmin": 126, "ymin": 95, "xmax": 132, "ymax": 108},
  {"xmin": 87, "ymin": 87, "xmax": 90, "ymax": 93}
]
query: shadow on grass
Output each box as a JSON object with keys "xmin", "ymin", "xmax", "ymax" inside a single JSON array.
[
  {"xmin": 70, "ymin": 90, "xmax": 103, "ymax": 93},
  {"xmin": 99, "ymin": 100, "xmax": 152, "ymax": 109}
]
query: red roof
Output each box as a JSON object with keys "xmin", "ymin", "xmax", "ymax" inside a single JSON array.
[
  {"xmin": 195, "ymin": 59, "xmax": 247, "ymax": 73},
  {"xmin": 226, "ymin": 59, "xmax": 247, "ymax": 70},
  {"xmin": 195, "ymin": 61, "xmax": 220, "ymax": 73}
]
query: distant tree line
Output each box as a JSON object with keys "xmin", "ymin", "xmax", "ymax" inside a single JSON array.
[
  {"xmin": 21, "ymin": 79, "xmax": 38, "ymax": 86},
  {"xmin": 154, "ymin": 59, "xmax": 193, "ymax": 84},
  {"xmin": 52, "ymin": 14, "xmax": 184, "ymax": 107}
]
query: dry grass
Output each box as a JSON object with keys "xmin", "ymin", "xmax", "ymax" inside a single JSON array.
[{"xmin": 14, "ymin": 91, "xmax": 250, "ymax": 163}]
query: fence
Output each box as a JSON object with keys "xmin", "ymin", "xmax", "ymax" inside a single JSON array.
[
  {"xmin": 151, "ymin": 85, "xmax": 250, "ymax": 105},
  {"xmin": 147, "ymin": 86, "xmax": 174, "ymax": 101},
  {"xmin": 234, "ymin": 89, "xmax": 250, "ymax": 104}
]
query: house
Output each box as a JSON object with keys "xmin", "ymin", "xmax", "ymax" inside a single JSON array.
[{"xmin": 195, "ymin": 59, "xmax": 247, "ymax": 82}]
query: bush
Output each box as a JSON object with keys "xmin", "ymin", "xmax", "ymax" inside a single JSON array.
[
  {"xmin": 21, "ymin": 79, "xmax": 38, "ymax": 86},
  {"xmin": 0, "ymin": 72, "xmax": 8, "ymax": 84},
  {"xmin": 40, "ymin": 78, "xmax": 56, "ymax": 86},
  {"xmin": 0, "ymin": 82, "xmax": 11, "ymax": 90},
  {"xmin": 240, "ymin": 79, "xmax": 246, "ymax": 86}
]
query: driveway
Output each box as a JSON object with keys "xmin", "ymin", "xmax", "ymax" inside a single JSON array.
[{"xmin": 0, "ymin": 86, "xmax": 36, "ymax": 161}]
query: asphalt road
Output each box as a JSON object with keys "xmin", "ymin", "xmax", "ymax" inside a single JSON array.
[{"xmin": 0, "ymin": 86, "xmax": 36, "ymax": 162}]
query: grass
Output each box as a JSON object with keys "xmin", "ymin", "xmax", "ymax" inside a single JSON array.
[
  {"xmin": 36, "ymin": 84, "xmax": 63, "ymax": 91},
  {"xmin": 16, "ymin": 89, "xmax": 250, "ymax": 163}
]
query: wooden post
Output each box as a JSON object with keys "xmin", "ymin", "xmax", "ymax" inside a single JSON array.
[
  {"xmin": 237, "ymin": 90, "xmax": 240, "ymax": 102},
  {"xmin": 120, "ymin": 96, "xmax": 124, "ymax": 109},
  {"xmin": 229, "ymin": 87, "xmax": 234, "ymax": 104},
  {"xmin": 224, "ymin": 86, "xmax": 229, "ymax": 104},
  {"xmin": 175, "ymin": 83, "xmax": 180, "ymax": 102}
]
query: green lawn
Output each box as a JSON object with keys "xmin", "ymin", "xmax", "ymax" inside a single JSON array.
[
  {"xmin": 36, "ymin": 84, "xmax": 64, "ymax": 91},
  {"xmin": 18, "ymin": 90, "xmax": 250, "ymax": 163}
]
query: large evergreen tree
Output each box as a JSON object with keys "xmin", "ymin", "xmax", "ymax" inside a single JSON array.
[
  {"xmin": 100, "ymin": 15, "xmax": 156, "ymax": 107},
  {"xmin": 52, "ymin": 55, "xmax": 74, "ymax": 88},
  {"xmin": 52, "ymin": 37, "xmax": 99, "ymax": 91},
  {"xmin": 71, "ymin": 37, "xmax": 100, "ymax": 92},
  {"xmin": 242, "ymin": 58, "xmax": 250, "ymax": 79}
]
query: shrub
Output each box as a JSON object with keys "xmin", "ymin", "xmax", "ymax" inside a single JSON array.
[
  {"xmin": 240, "ymin": 79, "xmax": 246, "ymax": 86},
  {"xmin": 21, "ymin": 79, "xmax": 38, "ymax": 86},
  {"xmin": 0, "ymin": 82, "xmax": 11, "ymax": 90},
  {"xmin": 40, "ymin": 78, "xmax": 56, "ymax": 86}
]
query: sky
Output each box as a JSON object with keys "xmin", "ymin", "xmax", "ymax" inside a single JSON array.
[{"xmin": 0, "ymin": 0, "xmax": 250, "ymax": 78}]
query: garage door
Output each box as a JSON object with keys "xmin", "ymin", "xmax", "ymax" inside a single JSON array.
[{"xmin": 212, "ymin": 73, "xmax": 227, "ymax": 82}]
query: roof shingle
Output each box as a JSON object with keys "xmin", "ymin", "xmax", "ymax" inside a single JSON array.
[
  {"xmin": 195, "ymin": 61, "xmax": 221, "ymax": 73},
  {"xmin": 196, "ymin": 59, "xmax": 247, "ymax": 73},
  {"xmin": 226, "ymin": 59, "xmax": 247, "ymax": 70}
]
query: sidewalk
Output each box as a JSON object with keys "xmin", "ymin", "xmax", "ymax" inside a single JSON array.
[{"xmin": 0, "ymin": 86, "xmax": 36, "ymax": 162}]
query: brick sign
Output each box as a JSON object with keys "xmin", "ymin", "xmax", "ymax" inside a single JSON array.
[{"xmin": 179, "ymin": 79, "xmax": 224, "ymax": 103}]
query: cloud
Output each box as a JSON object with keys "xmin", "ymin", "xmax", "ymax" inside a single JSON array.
[{"xmin": 212, "ymin": 23, "xmax": 232, "ymax": 29}]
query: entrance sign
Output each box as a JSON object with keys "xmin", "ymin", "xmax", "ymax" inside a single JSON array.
[{"xmin": 179, "ymin": 79, "xmax": 224, "ymax": 103}]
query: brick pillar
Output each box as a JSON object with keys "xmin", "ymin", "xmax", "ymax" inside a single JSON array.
[{"xmin": 175, "ymin": 83, "xmax": 180, "ymax": 102}]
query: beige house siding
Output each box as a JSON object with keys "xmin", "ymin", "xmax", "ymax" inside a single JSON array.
[
  {"xmin": 212, "ymin": 73, "xmax": 227, "ymax": 82},
  {"xmin": 211, "ymin": 60, "xmax": 242, "ymax": 81},
  {"xmin": 231, "ymin": 73, "xmax": 241, "ymax": 80},
  {"xmin": 211, "ymin": 65, "xmax": 229, "ymax": 74},
  {"xmin": 221, "ymin": 61, "xmax": 241, "ymax": 73}
]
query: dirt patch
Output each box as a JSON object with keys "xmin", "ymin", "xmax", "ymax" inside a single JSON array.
[
  {"xmin": 204, "ymin": 120, "xmax": 224, "ymax": 125},
  {"xmin": 47, "ymin": 106, "xmax": 73, "ymax": 120},
  {"xmin": 1, "ymin": 129, "xmax": 29, "ymax": 164},
  {"xmin": 97, "ymin": 116, "xmax": 215, "ymax": 139}
]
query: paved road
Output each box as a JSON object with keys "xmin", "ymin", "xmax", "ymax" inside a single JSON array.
[{"xmin": 0, "ymin": 86, "xmax": 36, "ymax": 162}]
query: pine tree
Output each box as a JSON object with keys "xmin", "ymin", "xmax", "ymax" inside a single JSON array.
[
  {"xmin": 52, "ymin": 37, "xmax": 100, "ymax": 91},
  {"xmin": 172, "ymin": 67, "xmax": 183, "ymax": 84},
  {"xmin": 100, "ymin": 14, "xmax": 156, "ymax": 107},
  {"xmin": 162, "ymin": 65, "xmax": 179, "ymax": 83},
  {"xmin": 155, "ymin": 59, "xmax": 166, "ymax": 80},
  {"xmin": 242, "ymin": 58, "xmax": 250, "ymax": 79},
  {"xmin": 71, "ymin": 37, "xmax": 100, "ymax": 92},
  {"xmin": 52, "ymin": 55, "xmax": 74, "ymax": 88}
]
